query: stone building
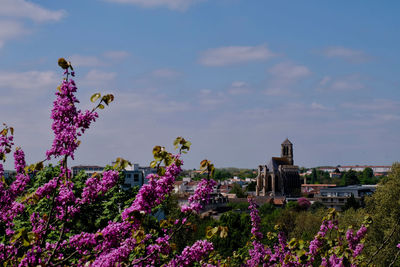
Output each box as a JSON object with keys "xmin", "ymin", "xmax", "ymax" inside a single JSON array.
[{"xmin": 256, "ymin": 139, "xmax": 301, "ymax": 197}]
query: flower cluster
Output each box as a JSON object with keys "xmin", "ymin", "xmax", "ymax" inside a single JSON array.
[
  {"xmin": 122, "ymin": 159, "xmax": 182, "ymax": 220},
  {"xmin": 79, "ymin": 170, "xmax": 120, "ymax": 204},
  {"xmin": 248, "ymin": 197, "xmax": 263, "ymax": 240},
  {"xmin": 308, "ymin": 220, "xmax": 331, "ymax": 256},
  {"xmin": 168, "ymin": 240, "xmax": 214, "ymax": 267},
  {"xmin": 0, "ymin": 147, "xmax": 29, "ymax": 228},
  {"xmin": 346, "ymin": 225, "xmax": 368, "ymax": 257},
  {"xmin": 181, "ymin": 178, "xmax": 217, "ymax": 213},
  {"xmin": 46, "ymin": 71, "xmax": 98, "ymax": 160},
  {"xmin": 0, "ymin": 129, "xmax": 14, "ymax": 177},
  {"xmin": 13, "ymin": 148, "xmax": 26, "ymax": 174}
]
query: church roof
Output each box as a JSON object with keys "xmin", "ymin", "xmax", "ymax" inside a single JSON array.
[
  {"xmin": 282, "ymin": 138, "xmax": 292, "ymax": 145},
  {"xmin": 267, "ymin": 157, "xmax": 291, "ymax": 173}
]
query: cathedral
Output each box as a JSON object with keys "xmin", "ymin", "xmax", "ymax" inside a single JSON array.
[{"xmin": 256, "ymin": 139, "xmax": 301, "ymax": 197}]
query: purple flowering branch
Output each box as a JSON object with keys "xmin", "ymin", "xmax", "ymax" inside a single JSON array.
[{"xmin": 167, "ymin": 240, "xmax": 214, "ymax": 267}]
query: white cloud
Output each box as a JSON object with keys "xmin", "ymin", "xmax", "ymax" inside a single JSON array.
[
  {"xmin": 228, "ymin": 81, "xmax": 251, "ymax": 95},
  {"xmin": 199, "ymin": 45, "xmax": 275, "ymax": 66},
  {"xmin": 103, "ymin": 50, "xmax": 130, "ymax": 61},
  {"xmin": 0, "ymin": 1, "xmax": 65, "ymax": 48},
  {"xmin": 104, "ymin": 0, "xmax": 199, "ymax": 11},
  {"xmin": 83, "ymin": 70, "xmax": 117, "ymax": 85},
  {"xmin": 151, "ymin": 68, "xmax": 181, "ymax": 79},
  {"xmin": 0, "ymin": 20, "xmax": 28, "ymax": 48},
  {"xmin": 0, "ymin": 0, "xmax": 66, "ymax": 22},
  {"xmin": 322, "ymin": 46, "xmax": 369, "ymax": 63},
  {"xmin": 372, "ymin": 114, "xmax": 400, "ymax": 121},
  {"xmin": 0, "ymin": 70, "xmax": 58, "ymax": 107},
  {"xmin": 198, "ymin": 89, "xmax": 227, "ymax": 106},
  {"xmin": 311, "ymin": 102, "xmax": 330, "ymax": 110},
  {"xmin": 69, "ymin": 55, "xmax": 104, "ymax": 67},
  {"xmin": 268, "ymin": 62, "xmax": 311, "ymax": 80},
  {"xmin": 109, "ymin": 91, "xmax": 190, "ymax": 113},
  {"xmin": 0, "ymin": 70, "xmax": 57, "ymax": 91},
  {"xmin": 318, "ymin": 74, "xmax": 364, "ymax": 91},
  {"xmin": 319, "ymin": 76, "xmax": 331, "ymax": 86},
  {"xmin": 341, "ymin": 99, "xmax": 400, "ymax": 111},
  {"xmin": 264, "ymin": 62, "xmax": 311, "ymax": 96},
  {"xmin": 264, "ymin": 87, "xmax": 291, "ymax": 96}
]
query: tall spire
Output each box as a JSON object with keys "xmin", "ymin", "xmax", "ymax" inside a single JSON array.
[{"xmin": 281, "ymin": 138, "xmax": 293, "ymax": 165}]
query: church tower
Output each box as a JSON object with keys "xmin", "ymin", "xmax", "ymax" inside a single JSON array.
[{"xmin": 281, "ymin": 138, "xmax": 293, "ymax": 165}]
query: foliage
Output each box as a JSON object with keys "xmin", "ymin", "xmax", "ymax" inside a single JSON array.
[
  {"xmin": 229, "ymin": 182, "xmax": 247, "ymax": 198},
  {"xmin": 362, "ymin": 162, "xmax": 400, "ymax": 266}
]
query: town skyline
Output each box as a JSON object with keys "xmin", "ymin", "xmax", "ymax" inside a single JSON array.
[{"xmin": 0, "ymin": 1, "xmax": 399, "ymax": 169}]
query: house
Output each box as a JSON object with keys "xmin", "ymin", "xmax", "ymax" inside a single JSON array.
[
  {"xmin": 71, "ymin": 165, "xmax": 105, "ymax": 177},
  {"xmin": 301, "ymin": 184, "xmax": 336, "ymax": 197},
  {"xmin": 315, "ymin": 185, "xmax": 377, "ymax": 211}
]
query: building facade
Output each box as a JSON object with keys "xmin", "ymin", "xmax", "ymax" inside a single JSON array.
[
  {"xmin": 256, "ymin": 139, "xmax": 301, "ymax": 197},
  {"xmin": 316, "ymin": 185, "xmax": 377, "ymax": 211},
  {"xmin": 71, "ymin": 165, "xmax": 105, "ymax": 177}
]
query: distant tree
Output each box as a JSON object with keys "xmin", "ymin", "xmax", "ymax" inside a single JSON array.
[
  {"xmin": 227, "ymin": 201, "xmax": 249, "ymax": 211},
  {"xmin": 246, "ymin": 181, "xmax": 256, "ymax": 191},
  {"xmin": 309, "ymin": 201, "xmax": 325, "ymax": 213},
  {"xmin": 342, "ymin": 194, "xmax": 360, "ymax": 211},
  {"xmin": 342, "ymin": 169, "xmax": 360, "ymax": 185},
  {"xmin": 229, "ymin": 183, "xmax": 247, "ymax": 198},
  {"xmin": 258, "ymin": 203, "xmax": 276, "ymax": 216},
  {"xmin": 361, "ymin": 167, "xmax": 374, "ymax": 184},
  {"xmin": 211, "ymin": 211, "xmax": 251, "ymax": 257},
  {"xmin": 214, "ymin": 168, "xmax": 232, "ymax": 180},
  {"xmin": 311, "ymin": 168, "xmax": 318, "ymax": 184}
]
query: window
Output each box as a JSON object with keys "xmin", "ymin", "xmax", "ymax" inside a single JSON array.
[
  {"xmin": 134, "ymin": 174, "xmax": 139, "ymax": 182},
  {"xmin": 126, "ymin": 174, "xmax": 131, "ymax": 178}
]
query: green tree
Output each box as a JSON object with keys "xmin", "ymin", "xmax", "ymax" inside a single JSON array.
[
  {"xmin": 360, "ymin": 167, "xmax": 377, "ymax": 184},
  {"xmin": 211, "ymin": 211, "xmax": 251, "ymax": 257},
  {"xmin": 246, "ymin": 181, "xmax": 256, "ymax": 192},
  {"xmin": 341, "ymin": 170, "xmax": 360, "ymax": 186},
  {"xmin": 229, "ymin": 183, "xmax": 247, "ymax": 198},
  {"xmin": 363, "ymin": 163, "xmax": 400, "ymax": 266},
  {"xmin": 311, "ymin": 168, "xmax": 317, "ymax": 184},
  {"xmin": 342, "ymin": 194, "xmax": 360, "ymax": 211}
]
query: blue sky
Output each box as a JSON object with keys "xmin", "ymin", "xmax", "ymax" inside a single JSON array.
[{"xmin": 0, "ymin": 0, "xmax": 399, "ymax": 169}]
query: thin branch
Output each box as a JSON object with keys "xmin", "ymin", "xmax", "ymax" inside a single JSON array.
[
  {"xmin": 388, "ymin": 249, "xmax": 400, "ymax": 267},
  {"xmin": 53, "ymin": 250, "xmax": 79, "ymax": 265},
  {"xmin": 40, "ymin": 176, "xmax": 61, "ymax": 248},
  {"xmin": 46, "ymin": 220, "xmax": 66, "ymax": 265},
  {"xmin": 365, "ymin": 217, "xmax": 400, "ymax": 265},
  {"xmin": 131, "ymin": 214, "xmax": 190, "ymax": 266}
]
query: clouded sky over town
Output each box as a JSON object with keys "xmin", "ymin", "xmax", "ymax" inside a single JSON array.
[{"xmin": 1, "ymin": 0, "xmax": 399, "ymax": 169}]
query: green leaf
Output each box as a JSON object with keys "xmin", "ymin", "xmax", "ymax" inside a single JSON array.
[
  {"xmin": 35, "ymin": 161, "xmax": 44, "ymax": 171},
  {"xmin": 173, "ymin": 137, "xmax": 181, "ymax": 147},
  {"xmin": 153, "ymin": 146, "xmax": 161, "ymax": 155},
  {"xmin": 220, "ymin": 226, "xmax": 228, "ymax": 238},
  {"xmin": 103, "ymin": 94, "xmax": 114, "ymax": 105},
  {"xmin": 91, "ymin": 93, "xmax": 101, "ymax": 103},
  {"xmin": 58, "ymin": 58, "xmax": 69, "ymax": 69},
  {"xmin": 98, "ymin": 104, "xmax": 105, "ymax": 109},
  {"xmin": 1, "ymin": 128, "xmax": 8, "ymax": 136},
  {"xmin": 150, "ymin": 161, "xmax": 157, "ymax": 168},
  {"xmin": 157, "ymin": 167, "xmax": 166, "ymax": 176}
]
